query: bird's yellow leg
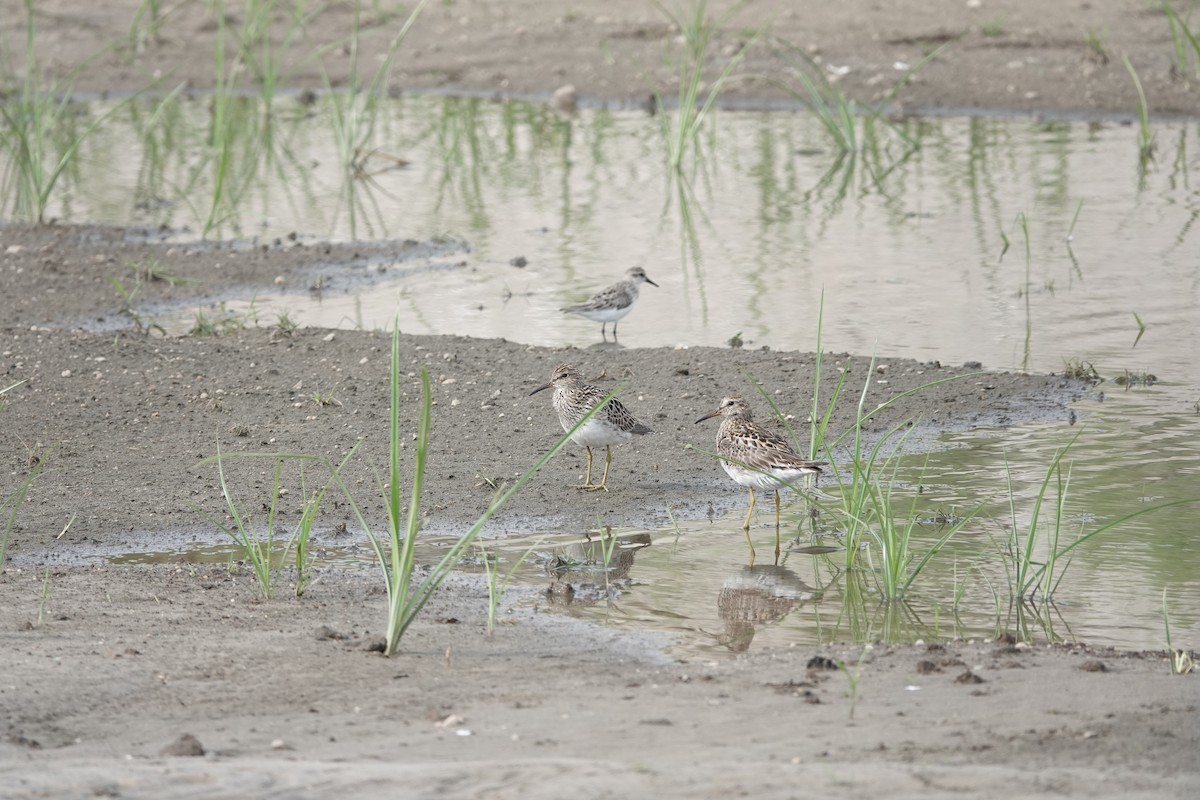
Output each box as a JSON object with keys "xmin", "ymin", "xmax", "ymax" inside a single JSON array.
[
  {"xmin": 742, "ymin": 486, "xmax": 756, "ymax": 530},
  {"xmin": 574, "ymin": 446, "xmax": 595, "ymax": 489},
  {"xmin": 741, "ymin": 487, "xmax": 758, "ymax": 564},
  {"xmin": 774, "ymin": 490, "xmax": 782, "ymax": 564},
  {"xmin": 582, "ymin": 445, "xmax": 612, "ymax": 492}
]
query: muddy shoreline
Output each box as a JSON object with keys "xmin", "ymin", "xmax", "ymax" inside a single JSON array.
[{"xmin": 10, "ymin": 0, "xmax": 1200, "ymax": 118}]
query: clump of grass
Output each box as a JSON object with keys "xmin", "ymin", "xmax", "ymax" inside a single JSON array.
[
  {"xmin": 190, "ymin": 304, "xmax": 245, "ymax": 336},
  {"xmin": 275, "ymin": 310, "xmax": 299, "ymax": 333},
  {"xmin": 782, "ymin": 292, "xmax": 986, "ymax": 591},
  {"xmin": 653, "ymin": 0, "xmax": 758, "ymax": 171},
  {"xmin": 1084, "ymin": 29, "xmax": 1109, "ymax": 65},
  {"xmin": 330, "ymin": 321, "xmax": 597, "ymax": 656},
  {"xmin": 208, "ymin": 445, "xmax": 357, "ymax": 599},
  {"xmin": 213, "ymin": 446, "xmax": 286, "ymax": 598},
  {"xmin": 803, "ymin": 359, "xmax": 982, "ymax": 599},
  {"xmin": 1060, "ymin": 357, "xmax": 1101, "ymax": 382},
  {"xmin": 856, "ymin": 442, "xmax": 982, "ymax": 601},
  {"xmin": 110, "ymin": 266, "xmax": 173, "ymax": 335},
  {"xmin": 128, "ymin": 257, "xmax": 186, "ymax": 287},
  {"xmin": 316, "ymin": 0, "xmax": 431, "ymax": 236},
  {"xmin": 767, "ymin": 34, "xmax": 951, "ymax": 198},
  {"xmin": 1162, "ymin": 589, "xmax": 1195, "ymax": 674},
  {"xmin": 1161, "ymin": 1, "xmax": 1200, "ymax": 82},
  {"xmin": 995, "ymin": 437, "xmax": 1198, "ymax": 637},
  {"xmin": 0, "ymin": 0, "xmax": 131, "ymax": 222},
  {"xmin": 309, "ymin": 391, "xmax": 342, "ymax": 408},
  {"xmin": 980, "ymin": 17, "xmax": 1007, "ymax": 37}
]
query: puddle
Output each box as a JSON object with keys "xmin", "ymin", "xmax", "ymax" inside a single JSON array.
[{"xmin": 13, "ymin": 92, "xmax": 1200, "ymax": 654}]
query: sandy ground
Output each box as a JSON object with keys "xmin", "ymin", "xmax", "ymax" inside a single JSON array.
[
  {"xmin": 2, "ymin": 2, "xmax": 1198, "ymax": 799},
  {"xmin": 6, "ymin": 0, "xmax": 1200, "ymax": 117}
]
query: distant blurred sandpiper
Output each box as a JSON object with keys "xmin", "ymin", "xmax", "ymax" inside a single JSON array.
[
  {"xmin": 530, "ymin": 363, "xmax": 652, "ymax": 492},
  {"xmin": 560, "ymin": 266, "xmax": 658, "ymax": 339}
]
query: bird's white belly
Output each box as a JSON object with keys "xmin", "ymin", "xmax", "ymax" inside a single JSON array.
[
  {"xmin": 572, "ymin": 305, "xmax": 631, "ymax": 323},
  {"xmin": 566, "ymin": 416, "xmax": 631, "ymax": 447},
  {"xmin": 721, "ymin": 460, "xmax": 809, "ymax": 491}
]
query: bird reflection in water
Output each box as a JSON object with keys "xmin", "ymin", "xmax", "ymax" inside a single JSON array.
[
  {"xmin": 544, "ymin": 528, "xmax": 652, "ymax": 606},
  {"xmin": 709, "ymin": 564, "xmax": 821, "ymax": 653}
]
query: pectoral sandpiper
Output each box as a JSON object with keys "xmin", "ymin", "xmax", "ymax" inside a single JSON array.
[
  {"xmin": 560, "ymin": 266, "xmax": 658, "ymax": 339},
  {"xmin": 695, "ymin": 395, "xmax": 826, "ymax": 562},
  {"xmin": 530, "ymin": 363, "xmax": 652, "ymax": 491}
]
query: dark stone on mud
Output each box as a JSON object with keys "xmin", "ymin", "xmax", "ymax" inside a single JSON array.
[
  {"xmin": 806, "ymin": 655, "xmax": 838, "ymax": 671},
  {"xmin": 956, "ymin": 670, "xmax": 985, "ymax": 685},
  {"xmin": 160, "ymin": 733, "xmax": 205, "ymax": 757},
  {"xmin": 314, "ymin": 625, "xmax": 348, "ymax": 640},
  {"xmin": 1080, "ymin": 660, "xmax": 1108, "ymax": 672}
]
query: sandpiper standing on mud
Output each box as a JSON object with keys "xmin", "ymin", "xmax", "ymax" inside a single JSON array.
[
  {"xmin": 560, "ymin": 266, "xmax": 658, "ymax": 339},
  {"xmin": 530, "ymin": 364, "xmax": 652, "ymax": 492},
  {"xmin": 695, "ymin": 395, "xmax": 826, "ymax": 562}
]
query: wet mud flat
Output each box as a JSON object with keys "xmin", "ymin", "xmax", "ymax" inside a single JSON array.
[
  {"xmin": 1, "ymin": 312, "xmax": 1090, "ymax": 557},
  {"xmin": 1, "ymin": 563, "xmax": 1195, "ymax": 800}
]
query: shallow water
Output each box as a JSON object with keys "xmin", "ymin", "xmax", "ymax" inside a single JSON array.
[{"xmin": 23, "ymin": 93, "xmax": 1200, "ymax": 654}]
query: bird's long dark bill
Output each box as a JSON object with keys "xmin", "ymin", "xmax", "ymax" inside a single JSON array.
[
  {"xmin": 529, "ymin": 382, "xmax": 553, "ymax": 396},
  {"xmin": 694, "ymin": 408, "xmax": 721, "ymax": 424},
  {"xmin": 645, "ymin": 278, "xmax": 660, "ymax": 287}
]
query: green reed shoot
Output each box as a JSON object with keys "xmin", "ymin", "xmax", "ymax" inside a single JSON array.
[
  {"xmin": 1066, "ymin": 199, "xmax": 1084, "ymax": 242},
  {"xmin": 479, "ymin": 537, "xmax": 543, "ymax": 637},
  {"xmin": 1, "ymin": 439, "xmax": 49, "ymax": 572},
  {"xmin": 1, "ymin": 424, "xmax": 52, "ymax": 570},
  {"xmin": 332, "ymin": 320, "xmax": 601, "ymax": 656},
  {"xmin": 126, "ymin": 0, "xmax": 166, "ymax": 58},
  {"xmin": 1122, "ymin": 56, "xmax": 1156, "ymax": 163},
  {"xmin": 1132, "ymin": 312, "xmax": 1147, "ymax": 347},
  {"xmin": 1083, "ymin": 29, "xmax": 1109, "ymax": 65},
  {"xmin": 653, "ymin": 0, "xmax": 757, "ymax": 171},
  {"xmin": 289, "ymin": 466, "xmax": 332, "ymax": 598},
  {"xmin": 36, "ymin": 567, "xmax": 51, "ymax": 626},
  {"xmin": 838, "ymin": 643, "xmax": 872, "ymax": 721},
  {"xmin": 0, "ymin": 379, "xmax": 24, "ymax": 413}
]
